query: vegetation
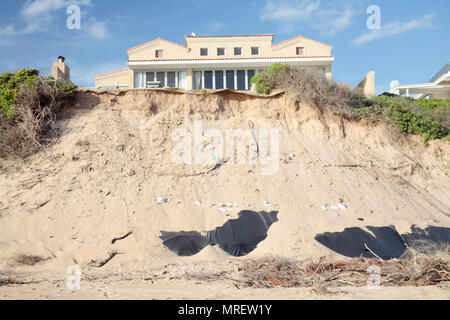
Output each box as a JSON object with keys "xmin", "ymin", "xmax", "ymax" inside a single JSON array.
[
  {"xmin": 250, "ymin": 64, "xmax": 449, "ymax": 145},
  {"xmin": 0, "ymin": 69, "xmax": 77, "ymax": 159},
  {"xmin": 355, "ymin": 95, "xmax": 449, "ymax": 145}
]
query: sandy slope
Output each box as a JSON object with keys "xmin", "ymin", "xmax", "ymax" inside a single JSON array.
[{"xmin": 0, "ymin": 89, "xmax": 449, "ymax": 299}]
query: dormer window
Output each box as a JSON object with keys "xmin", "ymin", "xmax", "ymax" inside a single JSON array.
[
  {"xmin": 296, "ymin": 47, "xmax": 305, "ymax": 56},
  {"xmin": 251, "ymin": 47, "xmax": 260, "ymax": 55},
  {"xmin": 200, "ymin": 48, "xmax": 209, "ymax": 56},
  {"xmin": 155, "ymin": 50, "xmax": 164, "ymax": 58},
  {"xmin": 217, "ymin": 48, "xmax": 225, "ymax": 56},
  {"xmin": 234, "ymin": 47, "xmax": 242, "ymax": 56}
]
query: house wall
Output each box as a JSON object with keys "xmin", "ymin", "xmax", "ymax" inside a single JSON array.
[
  {"xmin": 94, "ymin": 69, "xmax": 133, "ymax": 88},
  {"xmin": 127, "ymin": 37, "xmax": 332, "ymax": 61},
  {"xmin": 185, "ymin": 37, "xmax": 274, "ymax": 58},
  {"xmin": 128, "ymin": 40, "xmax": 189, "ymax": 60},
  {"xmin": 271, "ymin": 40, "xmax": 332, "ymax": 57}
]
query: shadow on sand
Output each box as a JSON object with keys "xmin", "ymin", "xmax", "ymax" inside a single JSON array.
[
  {"xmin": 160, "ymin": 210, "xmax": 279, "ymax": 257},
  {"xmin": 315, "ymin": 225, "xmax": 450, "ymax": 260}
]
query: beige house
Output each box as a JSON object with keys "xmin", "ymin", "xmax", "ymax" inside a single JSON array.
[{"xmin": 94, "ymin": 34, "xmax": 334, "ymax": 91}]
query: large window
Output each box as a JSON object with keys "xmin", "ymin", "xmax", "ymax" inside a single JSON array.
[
  {"xmin": 234, "ymin": 47, "xmax": 242, "ymax": 56},
  {"xmin": 226, "ymin": 70, "xmax": 235, "ymax": 89},
  {"xmin": 217, "ymin": 48, "xmax": 225, "ymax": 56},
  {"xmin": 247, "ymin": 70, "xmax": 255, "ymax": 89},
  {"xmin": 167, "ymin": 72, "xmax": 176, "ymax": 87},
  {"xmin": 200, "ymin": 48, "xmax": 208, "ymax": 56},
  {"xmin": 204, "ymin": 71, "xmax": 213, "ymax": 89},
  {"xmin": 215, "ymin": 71, "xmax": 224, "ymax": 89},
  {"xmin": 237, "ymin": 70, "xmax": 246, "ymax": 90},
  {"xmin": 134, "ymin": 72, "xmax": 145, "ymax": 88},
  {"xmin": 156, "ymin": 72, "xmax": 165, "ymax": 87},
  {"xmin": 193, "ymin": 71, "xmax": 202, "ymax": 90}
]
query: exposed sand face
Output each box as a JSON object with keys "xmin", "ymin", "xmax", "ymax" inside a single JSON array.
[{"xmin": 0, "ymin": 89, "xmax": 449, "ymax": 299}]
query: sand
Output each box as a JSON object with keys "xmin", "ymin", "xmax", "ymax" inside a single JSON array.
[{"xmin": 0, "ymin": 89, "xmax": 449, "ymax": 299}]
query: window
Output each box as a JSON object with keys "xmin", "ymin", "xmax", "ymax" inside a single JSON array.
[
  {"xmin": 156, "ymin": 72, "xmax": 165, "ymax": 87},
  {"xmin": 204, "ymin": 71, "xmax": 213, "ymax": 89},
  {"xmin": 226, "ymin": 70, "xmax": 235, "ymax": 89},
  {"xmin": 134, "ymin": 72, "xmax": 145, "ymax": 88},
  {"xmin": 217, "ymin": 48, "xmax": 225, "ymax": 56},
  {"xmin": 200, "ymin": 48, "xmax": 208, "ymax": 56},
  {"xmin": 296, "ymin": 47, "xmax": 305, "ymax": 56},
  {"xmin": 167, "ymin": 72, "xmax": 176, "ymax": 88},
  {"xmin": 247, "ymin": 70, "xmax": 255, "ymax": 89},
  {"xmin": 251, "ymin": 47, "xmax": 259, "ymax": 55},
  {"xmin": 237, "ymin": 70, "xmax": 246, "ymax": 90},
  {"xmin": 155, "ymin": 50, "xmax": 164, "ymax": 58},
  {"xmin": 234, "ymin": 47, "xmax": 242, "ymax": 56},
  {"xmin": 215, "ymin": 71, "xmax": 224, "ymax": 89},
  {"xmin": 193, "ymin": 71, "xmax": 202, "ymax": 90}
]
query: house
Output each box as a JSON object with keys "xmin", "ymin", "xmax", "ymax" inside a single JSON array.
[
  {"xmin": 94, "ymin": 34, "xmax": 334, "ymax": 90},
  {"xmin": 389, "ymin": 62, "xmax": 450, "ymax": 99}
]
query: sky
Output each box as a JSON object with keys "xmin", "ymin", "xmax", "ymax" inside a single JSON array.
[{"xmin": 0, "ymin": 0, "xmax": 449, "ymax": 93}]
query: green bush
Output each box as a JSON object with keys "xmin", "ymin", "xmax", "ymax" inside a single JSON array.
[
  {"xmin": 355, "ymin": 95, "xmax": 449, "ymax": 145},
  {"xmin": 0, "ymin": 69, "xmax": 78, "ymax": 158},
  {"xmin": 0, "ymin": 69, "xmax": 39, "ymax": 117},
  {"xmin": 250, "ymin": 63, "xmax": 289, "ymax": 95}
]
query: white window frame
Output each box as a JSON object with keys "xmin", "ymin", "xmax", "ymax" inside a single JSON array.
[
  {"xmin": 251, "ymin": 47, "xmax": 260, "ymax": 56},
  {"xmin": 296, "ymin": 46, "xmax": 305, "ymax": 56},
  {"xmin": 234, "ymin": 47, "xmax": 243, "ymax": 56},
  {"xmin": 155, "ymin": 49, "xmax": 165, "ymax": 59},
  {"xmin": 217, "ymin": 47, "xmax": 226, "ymax": 57},
  {"xmin": 200, "ymin": 48, "xmax": 209, "ymax": 57}
]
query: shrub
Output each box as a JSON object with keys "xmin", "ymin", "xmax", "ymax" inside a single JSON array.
[
  {"xmin": 355, "ymin": 95, "xmax": 449, "ymax": 145},
  {"xmin": 0, "ymin": 69, "xmax": 39, "ymax": 117},
  {"xmin": 0, "ymin": 70, "xmax": 77, "ymax": 159}
]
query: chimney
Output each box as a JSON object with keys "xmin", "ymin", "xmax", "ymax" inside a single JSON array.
[{"xmin": 52, "ymin": 56, "xmax": 70, "ymax": 83}]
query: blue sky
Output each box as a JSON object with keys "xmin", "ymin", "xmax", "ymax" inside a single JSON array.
[{"xmin": 0, "ymin": 0, "xmax": 449, "ymax": 93}]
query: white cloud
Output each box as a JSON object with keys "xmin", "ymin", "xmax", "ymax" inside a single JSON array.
[
  {"xmin": 0, "ymin": 25, "xmax": 16, "ymax": 46},
  {"xmin": 261, "ymin": 0, "xmax": 319, "ymax": 22},
  {"xmin": 19, "ymin": 0, "xmax": 91, "ymax": 33},
  {"xmin": 353, "ymin": 14, "xmax": 434, "ymax": 46},
  {"xmin": 208, "ymin": 22, "xmax": 226, "ymax": 32},
  {"xmin": 260, "ymin": 0, "xmax": 356, "ymax": 35},
  {"xmin": 87, "ymin": 21, "xmax": 108, "ymax": 39}
]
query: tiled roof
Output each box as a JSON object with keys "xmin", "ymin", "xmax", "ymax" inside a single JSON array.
[
  {"xmin": 272, "ymin": 35, "xmax": 332, "ymax": 48},
  {"xmin": 127, "ymin": 38, "xmax": 188, "ymax": 53},
  {"xmin": 94, "ymin": 68, "xmax": 129, "ymax": 79},
  {"xmin": 128, "ymin": 56, "xmax": 333, "ymax": 62},
  {"xmin": 185, "ymin": 34, "xmax": 275, "ymax": 39}
]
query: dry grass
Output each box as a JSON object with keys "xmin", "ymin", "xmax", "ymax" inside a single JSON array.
[
  {"xmin": 268, "ymin": 67, "xmax": 363, "ymax": 119},
  {"xmin": 0, "ymin": 78, "xmax": 74, "ymax": 159},
  {"xmin": 180, "ymin": 252, "xmax": 450, "ymax": 288},
  {"xmin": 238, "ymin": 254, "xmax": 450, "ymax": 288}
]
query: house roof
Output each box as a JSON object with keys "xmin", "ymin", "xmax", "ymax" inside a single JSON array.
[
  {"xmin": 272, "ymin": 34, "xmax": 332, "ymax": 48},
  {"xmin": 127, "ymin": 38, "xmax": 188, "ymax": 53},
  {"xmin": 430, "ymin": 62, "xmax": 450, "ymax": 82},
  {"xmin": 128, "ymin": 56, "xmax": 334, "ymax": 63},
  {"xmin": 185, "ymin": 34, "xmax": 275, "ymax": 39},
  {"xmin": 94, "ymin": 68, "xmax": 129, "ymax": 79}
]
